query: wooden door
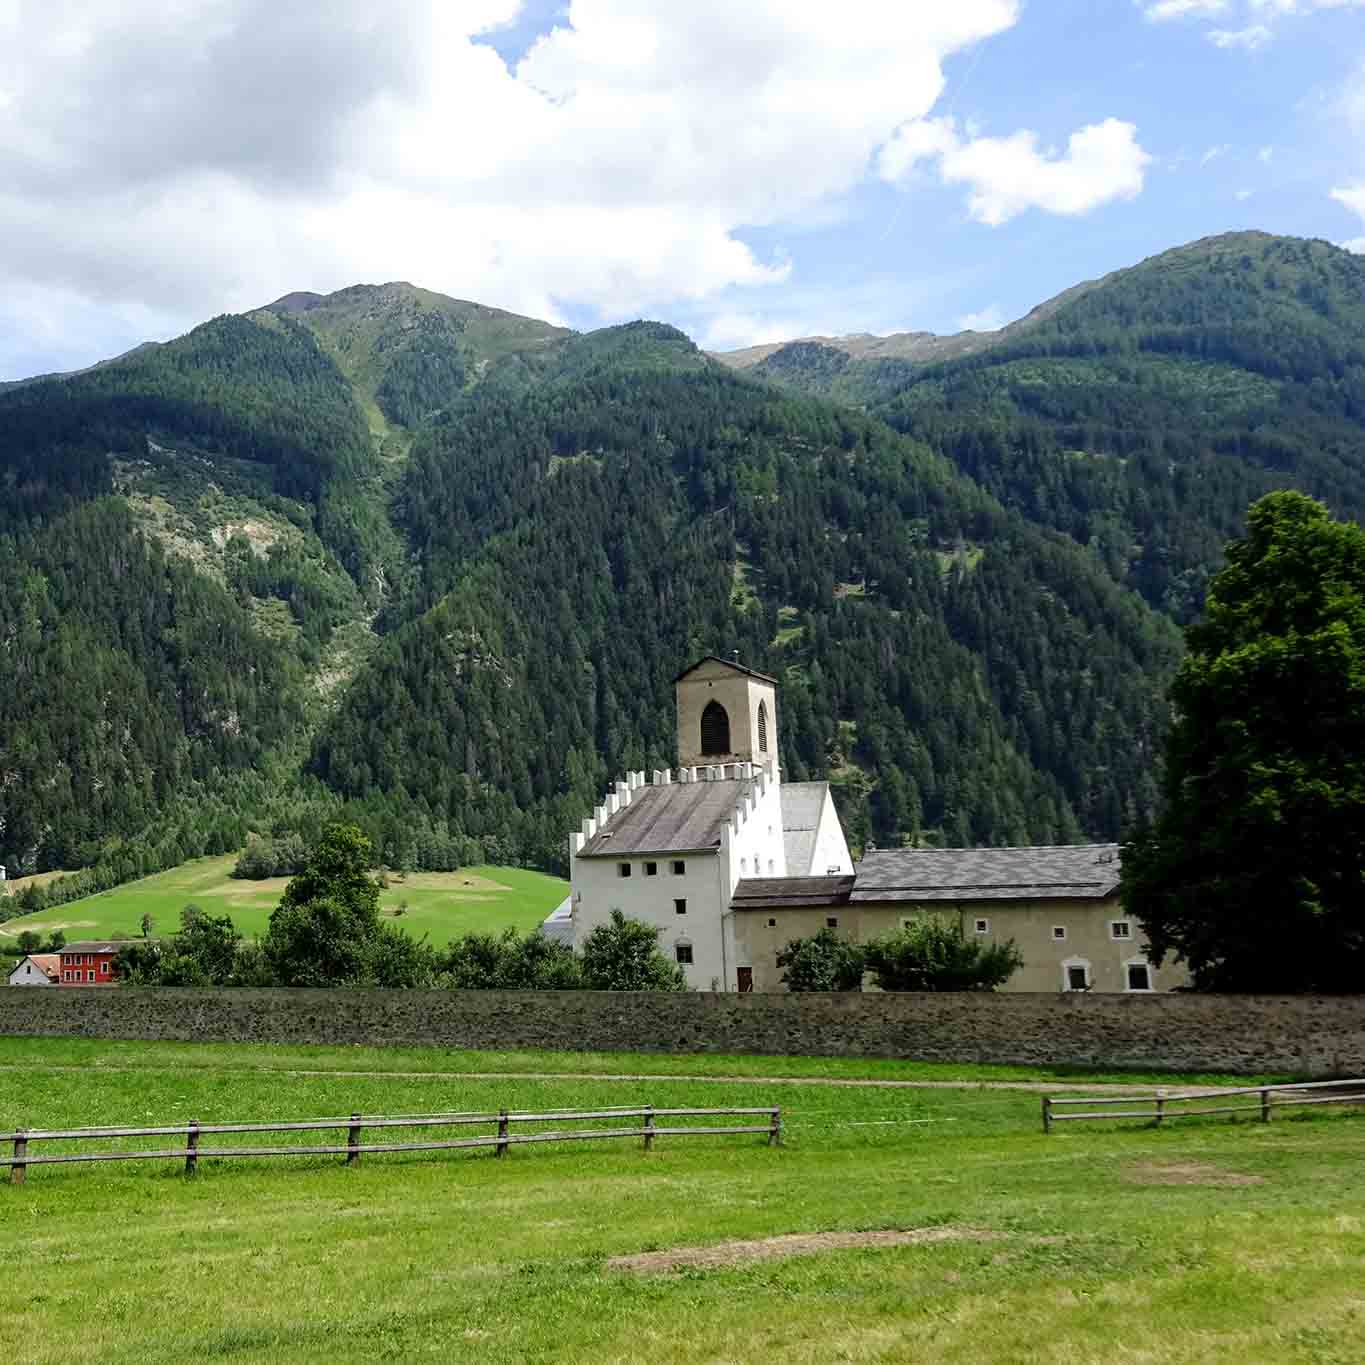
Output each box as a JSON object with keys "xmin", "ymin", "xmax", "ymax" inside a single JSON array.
[{"xmin": 736, "ymin": 967, "xmax": 753, "ymax": 993}]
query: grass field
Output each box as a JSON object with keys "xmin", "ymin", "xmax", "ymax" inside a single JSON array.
[
  {"xmin": 0, "ymin": 855, "xmax": 567, "ymax": 947},
  {"xmin": 1, "ymin": 1038, "xmax": 1363, "ymax": 1363}
]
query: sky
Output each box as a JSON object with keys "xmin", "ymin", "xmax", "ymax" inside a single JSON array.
[{"xmin": 2, "ymin": 0, "xmax": 1365, "ymax": 379}]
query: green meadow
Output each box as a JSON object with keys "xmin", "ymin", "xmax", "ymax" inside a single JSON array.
[
  {"xmin": 1, "ymin": 1037, "xmax": 1362, "ymax": 1363},
  {"xmin": 0, "ymin": 855, "xmax": 567, "ymax": 946}
]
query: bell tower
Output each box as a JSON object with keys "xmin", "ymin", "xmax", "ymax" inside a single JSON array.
[{"xmin": 675, "ymin": 656, "xmax": 779, "ymax": 775}]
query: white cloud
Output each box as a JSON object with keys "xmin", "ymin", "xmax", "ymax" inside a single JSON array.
[
  {"xmin": 1210, "ymin": 23, "xmax": 1274, "ymax": 46},
  {"xmin": 1332, "ymin": 184, "xmax": 1365, "ymax": 250},
  {"xmin": 1144, "ymin": 0, "xmax": 1365, "ymax": 46},
  {"xmin": 1257, "ymin": 144, "xmax": 1274, "ymax": 162},
  {"xmin": 1201, "ymin": 143, "xmax": 1231, "ymax": 164},
  {"xmin": 1235, "ymin": 188, "xmax": 1254, "ymax": 199},
  {"xmin": 1144, "ymin": 0, "xmax": 1230, "ymax": 18},
  {"xmin": 958, "ymin": 304, "xmax": 1006, "ymax": 331},
  {"xmin": 0, "ymin": 0, "xmax": 1027, "ymax": 375},
  {"xmin": 881, "ymin": 116, "xmax": 1151, "ymax": 225}
]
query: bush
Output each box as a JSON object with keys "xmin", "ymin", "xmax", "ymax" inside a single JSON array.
[
  {"xmin": 579, "ymin": 910, "xmax": 686, "ymax": 991},
  {"xmin": 864, "ymin": 915, "xmax": 1023, "ymax": 992},
  {"xmin": 776, "ymin": 928, "xmax": 865, "ymax": 991}
]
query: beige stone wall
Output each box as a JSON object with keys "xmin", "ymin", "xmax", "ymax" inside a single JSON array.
[
  {"xmin": 735, "ymin": 897, "xmax": 1190, "ymax": 994},
  {"xmin": 676, "ymin": 660, "xmax": 777, "ymax": 770},
  {"xmin": 3, "ymin": 986, "xmax": 1365, "ymax": 1075}
]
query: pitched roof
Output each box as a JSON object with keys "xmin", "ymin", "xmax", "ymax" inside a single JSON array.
[
  {"xmin": 59, "ymin": 941, "xmax": 126, "ymax": 954},
  {"xmin": 577, "ymin": 779, "xmax": 751, "ymax": 857},
  {"xmin": 539, "ymin": 897, "xmax": 574, "ymax": 947},
  {"xmin": 780, "ymin": 781, "xmax": 830, "ymax": 876},
  {"xmin": 9, "ymin": 954, "xmax": 59, "ymax": 980},
  {"xmin": 674, "ymin": 655, "xmax": 777, "ymax": 685},
  {"xmin": 851, "ymin": 844, "xmax": 1121, "ymax": 903},
  {"xmin": 731, "ymin": 875, "xmax": 856, "ymax": 910}
]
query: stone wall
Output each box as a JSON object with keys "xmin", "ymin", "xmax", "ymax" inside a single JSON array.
[{"xmin": 3, "ymin": 988, "xmax": 1365, "ymax": 1075}]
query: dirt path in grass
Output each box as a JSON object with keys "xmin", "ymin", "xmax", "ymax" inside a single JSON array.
[
  {"xmin": 0, "ymin": 1064, "xmax": 1223, "ymax": 1094},
  {"xmin": 608, "ymin": 1226, "xmax": 1003, "ymax": 1271}
]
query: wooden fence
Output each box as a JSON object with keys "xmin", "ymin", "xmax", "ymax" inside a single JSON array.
[
  {"xmin": 2, "ymin": 1104, "xmax": 782, "ymax": 1184},
  {"xmin": 1042, "ymin": 1078, "xmax": 1365, "ymax": 1133}
]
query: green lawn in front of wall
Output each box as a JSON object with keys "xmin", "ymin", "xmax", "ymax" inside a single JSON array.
[{"xmin": 0, "ymin": 1037, "xmax": 1361, "ymax": 1363}]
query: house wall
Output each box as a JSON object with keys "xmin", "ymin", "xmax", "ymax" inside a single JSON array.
[
  {"xmin": 676, "ymin": 660, "xmax": 777, "ymax": 771},
  {"xmin": 6, "ymin": 959, "xmax": 55, "ymax": 986},
  {"xmin": 733, "ymin": 897, "xmax": 1190, "ymax": 994},
  {"xmin": 4, "ymin": 986, "xmax": 1365, "ymax": 1076}
]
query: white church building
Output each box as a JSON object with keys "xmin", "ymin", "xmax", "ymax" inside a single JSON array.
[{"xmin": 567, "ymin": 656, "xmax": 853, "ymax": 991}]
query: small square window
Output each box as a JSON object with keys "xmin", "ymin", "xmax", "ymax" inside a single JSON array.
[
  {"xmin": 767, "ymin": 918, "xmax": 777, "ymax": 928},
  {"xmin": 675, "ymin": 899, "xmax": 687, "ymax": 915},
  {"xmin": 618, "ymin": 862, "xmax": 632, "ymax": 878},
  {"xmin": 671, "ymin": 860, "xmax": 685, "ymax": 876},
  {"xmin": 974, "ymin": 919, "xmax": 989, "ymax": 935},
  {"xmin": 675, "ymin": 944, "xmax": 693, "ymax": 965},
  {"xmin": 1110, "ymin": 920, "xmax": 1132, "ymax": 940},
  {"xmin": 645, "ymin": 861, "xmax": 658, "ymax": 877},
  {"xmin": 100, "ymin": 961, "xmax": 110, "ymax": 973},
  {"xmin": 1052, "ymin": 926, "xmax": 1067, "ymax": 941},
  {"xmin": 826, "ymin": 917, "xmax": 838, "ymax": 929},
  {"xmin": 1067, "ymin": 965, "xmax": 1089, "ymax": 991},
  {"xmin": 1127, "ymin": 964, "xmax": 1152, "ymax": 992}
]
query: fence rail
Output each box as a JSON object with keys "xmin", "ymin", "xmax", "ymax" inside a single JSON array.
[
  {"xmin": 1042, "ymin": 1077, "xmax": 1365, "ymax": 1133},
  {"xmin": 2, "ymin": 1104, "xmax": 782, "ymax": 1183}
]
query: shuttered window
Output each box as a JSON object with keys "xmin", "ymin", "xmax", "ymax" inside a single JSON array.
[{"xmin": 700, "ymin": 700, "xmax": 731, "ymax": 755}]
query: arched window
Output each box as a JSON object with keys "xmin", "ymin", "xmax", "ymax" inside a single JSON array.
[
  {"xmin": 700, "ymin": 700, "xmax": 731, "ymax": 755},
  {"xmin": 757, "ymin": 700, "xmax": 769, "ymax": 753}
]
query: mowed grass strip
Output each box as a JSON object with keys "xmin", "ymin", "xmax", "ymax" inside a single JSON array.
[
  {"xmin": 1, "ymin": 1039, "xmax": 1363, "ymax": 1363},
  {"xmin": 0, "ymin": 856, "xmax": 567, "ymax": 946}
]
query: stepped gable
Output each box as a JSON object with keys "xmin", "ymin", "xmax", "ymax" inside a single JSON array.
[
  {"xmin": 731, "ymin": 874, "xmax": 855, "ymax": 910},
  {"xmin": 851, "ymin": 844, "xmax": 1121, "ymax": 902},
  {"xmin": 577, "ymin": 777, "xmax": 754, "ymax": 857}
]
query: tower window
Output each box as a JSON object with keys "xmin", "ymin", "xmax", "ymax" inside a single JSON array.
[
  {"xmin": 757, "ymin": 700, "xmax": 769, "ymax": 753},
  {"xmin": 675, "ymin": 899, "xmax": 687, "ymax": 915},
  {"xmin": 644, "ymin": 862, "xmax": 658, "ymax": 876},
  {"xmin": 671, "ymin": 860, "xmax": 685, "ymax": 876},
  {"xmin": 700, "ymin": 700, "xmax": 731, "ymax": 756},
  {"xmin": 618, "ymin": 863, "xmax": 632, "ymax": 878},
  {"xmin": 675, "ymin": 944, "xmax": 693, "ymax": 965}
]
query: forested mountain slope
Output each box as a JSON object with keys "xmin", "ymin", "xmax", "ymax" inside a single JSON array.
[
  {"xmin": 747, "ymin": 232, "xmax": 1365, "ymax": 618},
  {"xmin": 4, "ymin": 234, "xmax": 1357, "ymax": 886}
]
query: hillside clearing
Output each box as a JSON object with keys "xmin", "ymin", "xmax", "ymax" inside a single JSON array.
[
  {"xmin": 1, "ymin": 1038, "xmax": 1362, "ymax": 1362},
  {"xmin": 0, "ymin": 855, "xmax": 566, "ymax": 946}
]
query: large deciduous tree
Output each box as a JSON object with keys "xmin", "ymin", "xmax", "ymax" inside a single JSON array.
[{"xmin": 1122, "ymin": 492, "xmax": 1365, "ymax": 991}]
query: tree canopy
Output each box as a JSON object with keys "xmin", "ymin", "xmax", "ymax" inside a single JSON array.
[
  {"xmin": 863, "ymin": 915, "xmax": 1023, "ymax": 992},
  {"xmin": 776, "ymin": 927, "xmax": 866, "ymax": 991},
  {"xmin": 578, "ymin": 910, "xmax": 686, "ymax": 991},
  {"xmin": 1122, "ymin": 491, "xmax": 1365, "ymax": 991}
]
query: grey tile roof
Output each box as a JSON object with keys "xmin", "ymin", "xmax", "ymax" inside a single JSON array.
[
  {"xmin": 780, "ymin": 781, "xmax": 830, "ymax": 876},
  {"xmin": 59, "ymin": 941, "xmax": 127, "ymax": 954},
  {"xmin": 731, "ymin": 875, "xmax": 856, "ymax": 910},
  {"xmin": 578, "ymin": 780, "xmax": 751, "ymax": 857},
  {"xmin": 851, "ymin": 844, "xmax": 1121, "ymax": 903},
  {"xmin": 539, "ymin": 896, "xmax": 575, "ymax": 947}
]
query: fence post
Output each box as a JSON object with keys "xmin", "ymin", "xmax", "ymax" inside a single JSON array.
[
  {"xmin": 496, "ymin": 1109, "xmax": 509, "ymax": 1158},
  {"xmin": 346, "ymin": 1114, "xmax": 362, "ymax": 1166},
  {"xmin": 1155, "ymin": 1090, "xmax": 1165, "ymax": 1128},
  {"xmin": 1042, "ymin": 1096, "xmax": 1052, "ymax": 1135},
  {"xmin": 769, "ymin": 1107, "xmax": 783, "ymax": 1147},
  {"xmin": 643, "ymin": 1105, "xmax": 655, "ymax": 1152},
  {"xmin": 1261, "ymin": 1088, "xmax": 1271, "ymax": 1123},
  {"xmin": 184, "ymin": 1120, "xmax": 199, "ymax": 1177},
  {"xmin": 11, "ymin": 1130, "xmax": 26, "ymax": 1186}
]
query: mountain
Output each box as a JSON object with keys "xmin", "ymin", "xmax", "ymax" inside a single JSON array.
[
  {"xmin": 732, "ymin": 232, "xmax": 1365, "ymax": 618},
  {"xmin": 3, "ymin": 233, "xmax": 1361, "ymax": 896}
]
